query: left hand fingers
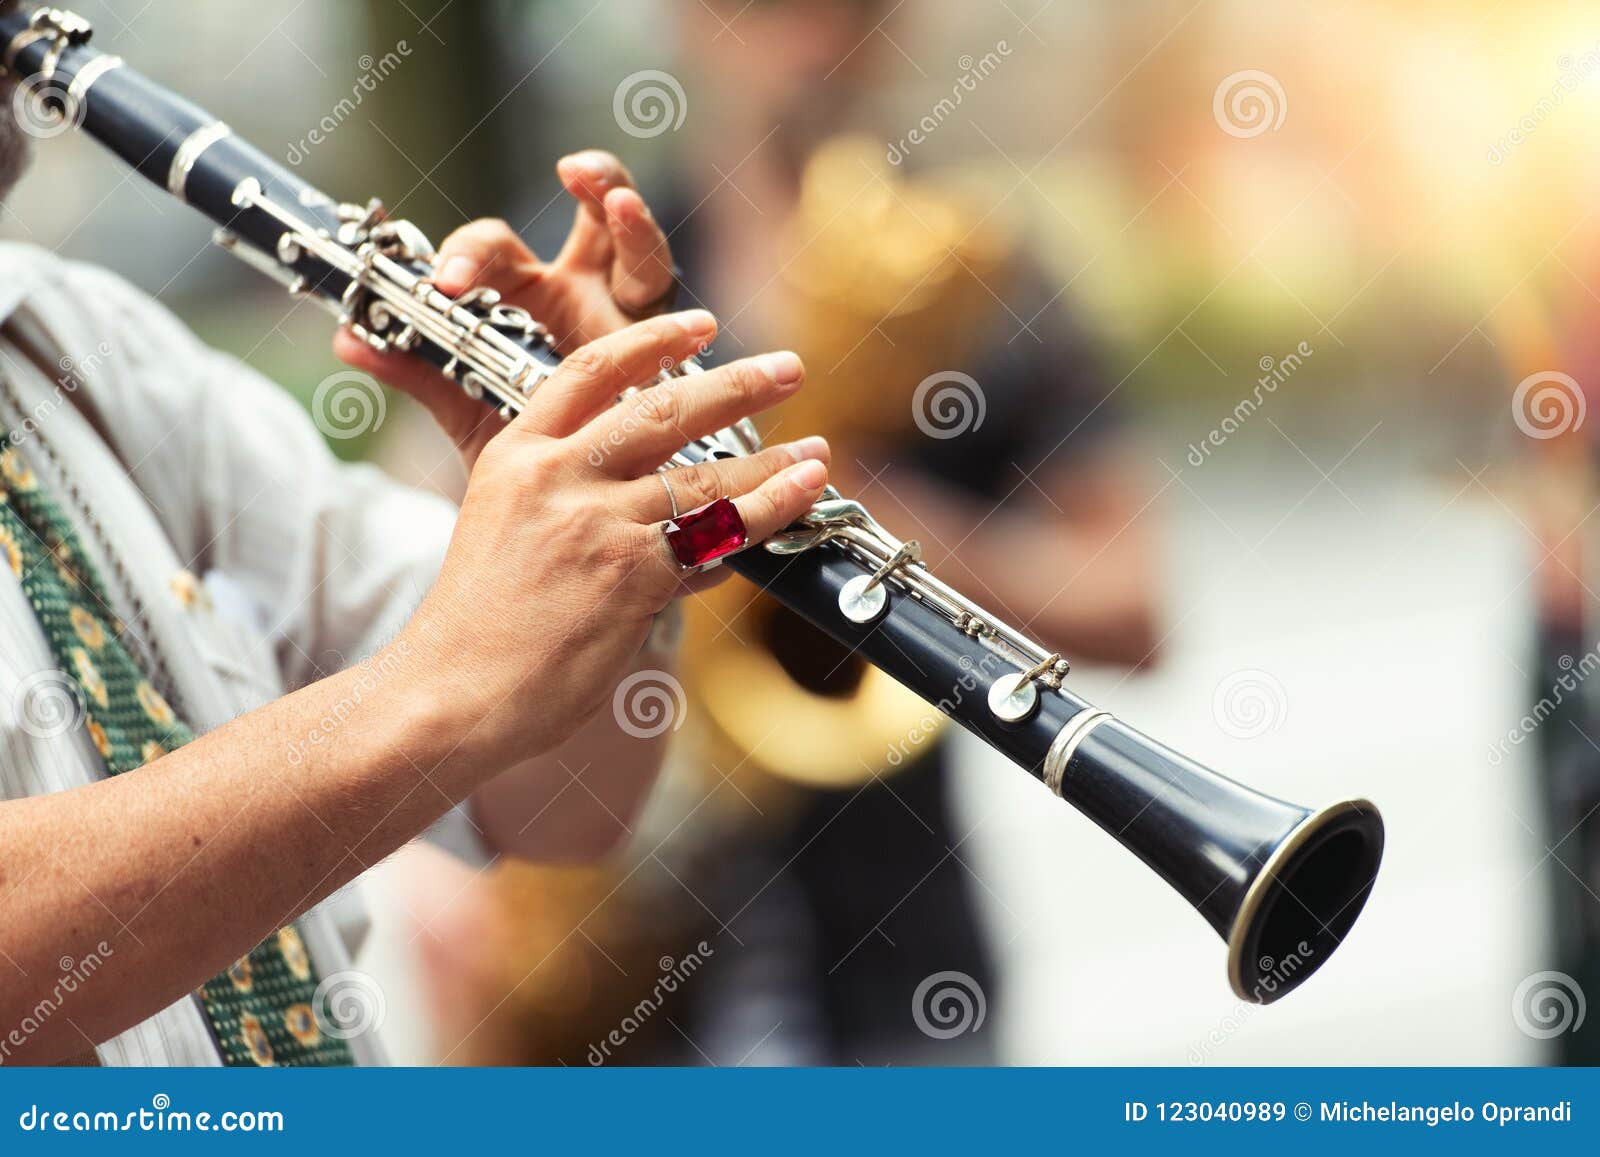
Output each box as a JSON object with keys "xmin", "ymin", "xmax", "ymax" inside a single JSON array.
[{"xmin": 432, "ymin": 217, "xmax": 543, "ymax": 297}]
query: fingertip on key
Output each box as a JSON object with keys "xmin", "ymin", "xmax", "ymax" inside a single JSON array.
[
  {"xmin": 788, "ymin": 459, "xmax": 828, "ymax": 490},
  {"xmin": 559, "ymin": 152, "xmax": 608, "ymax": 183},
  {"xmin": 437, "ymin": 256, "xmax": 477, "ymax": 290},
  {"xmin": 679, "ymin": 309, "xmax": 717, "ymax": 337},
  {"xmin": 605, "ymin": 185, "xmax": 645, "ymax": 217},
  {"xmin": 757, "ymin": 351, "xmax": 805, "ymax": 386},
  {"xmin": 785, "ymin": 436, "xmax": 830, "ymax": 463}
]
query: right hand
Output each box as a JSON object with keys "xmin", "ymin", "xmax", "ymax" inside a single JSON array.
[{"xmin": 402, "ymin": 309, "xmax": 830, "ymax": 766}]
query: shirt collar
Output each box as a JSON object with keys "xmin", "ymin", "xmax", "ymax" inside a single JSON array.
[{"xmin": 0, "ymin": 242, "xmax": 71, "ymax": 329}]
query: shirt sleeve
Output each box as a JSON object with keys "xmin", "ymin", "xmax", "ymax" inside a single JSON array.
[
  {"xmin": 49, "ymin": 257, "xmax": 458, "ymax": 689},
  {"xmin": 29, "ymin": 256, "xmax": 494, "ymax": 866}
]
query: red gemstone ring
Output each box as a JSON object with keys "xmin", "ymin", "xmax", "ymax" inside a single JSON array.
[{"xmin": 662, "ymin": 496, "xmax": 748, "ymax": 572}]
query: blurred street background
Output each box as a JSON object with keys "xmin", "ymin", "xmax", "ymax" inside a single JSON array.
[{"xmin": 10, "ymin": 0, "xmax": 1600, "ymax": 1065}]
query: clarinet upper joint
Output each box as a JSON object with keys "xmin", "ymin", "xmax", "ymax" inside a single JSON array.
[{"xmin": 228, "ymin": 176, "xmax": 556, "ymax": 412}]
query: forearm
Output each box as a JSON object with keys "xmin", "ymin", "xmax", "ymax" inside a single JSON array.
[
  {"xmin": 881, "ymin": 469, "xmax": 1159, "ymax": 665},
  {"xmin": 0, "ymin": 637, "xmax": 490, "ymax": 1064},
  {"xmin": 966, "ymin": 510, "xmax": 1159, "ymax": 664},
  {"xmin": 471, "ymin": 647, "xmax": 675, "ymax": 861}
]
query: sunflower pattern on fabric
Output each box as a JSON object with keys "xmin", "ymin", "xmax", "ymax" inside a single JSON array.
[{"xmin": 0, "ymin": 429, "xmax": 354, "ymax": 1067}]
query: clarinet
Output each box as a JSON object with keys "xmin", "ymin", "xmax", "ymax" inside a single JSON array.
[{"xmin": 0, "ymin": 6, "xmax": 1384, "ymax": 1003}]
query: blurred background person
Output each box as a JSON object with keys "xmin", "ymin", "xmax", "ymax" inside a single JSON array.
[
  {"xmin": 425, "ymin": 0, "xmax": 1161, "ymax": 1067},
  {"xmin": 1517, "ymin": 286, "xmax": 1600, "ymax": 1067}
]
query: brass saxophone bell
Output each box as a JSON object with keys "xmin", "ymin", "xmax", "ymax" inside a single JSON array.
[{"xmin": 683, "ymin": 136, "xmax": 1017, "ymax": 790}]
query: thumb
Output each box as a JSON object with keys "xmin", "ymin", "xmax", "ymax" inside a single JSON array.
[{"xmin": 333, "ymin": 329, "xmax": 504, "ymax": 454}]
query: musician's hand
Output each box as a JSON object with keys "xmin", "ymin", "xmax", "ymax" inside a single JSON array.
[
  {"xmin": 334, "ymin": 149, "xmax": 677, "ymax": 468},
  {"xmin": 436, "ymin": 149, "xmax": 678, "ymax": 341},
  {"xmin": 402, "ymin": 311, "xmax": 829, "ymax": 762}
]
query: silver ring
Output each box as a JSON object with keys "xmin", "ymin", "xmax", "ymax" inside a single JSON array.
[
  {"xmin": 1042, "ymin": 708, "xmax": 1113, "ymax": 798},
  {"xmin": 168, "ymin": 121, "xmax": 232, "ymax": 201},
  {"xmin": 64, "ymin": 53, "xmax": 122, "ymax": 125},
  {"xmin": 659, "ymin": 471, "xmax": 680, "ymax": 520}
]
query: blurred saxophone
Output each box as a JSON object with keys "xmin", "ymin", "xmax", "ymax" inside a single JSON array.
[{"xmin": 684, "ymin": 137, "xmax": 1016, "ymax": 789}]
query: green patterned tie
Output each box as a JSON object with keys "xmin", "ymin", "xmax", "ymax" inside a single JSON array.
[{"xmin": 0, "ymin": 431, "xmax": 354, "ymax": 1066}]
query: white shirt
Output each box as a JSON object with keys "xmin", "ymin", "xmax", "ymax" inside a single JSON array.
[{"xmin": 0, "ymin": 243, "xmax": 487, "ymax": 1065}]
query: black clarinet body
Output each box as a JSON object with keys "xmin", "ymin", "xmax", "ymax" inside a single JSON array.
[
  {"xmin": 729, "ymin": 544, "xmax": 1383, "ymax": 1000},
  {"xmin": 1, "ymin": 7, "xmax": 562, "ymax": 388},
  {"xmin": 0, "ymin": 4, "xmax": 1384, "ymax": 1003}
]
